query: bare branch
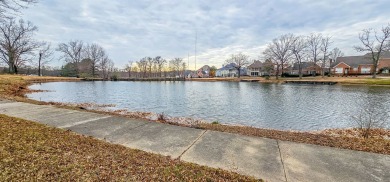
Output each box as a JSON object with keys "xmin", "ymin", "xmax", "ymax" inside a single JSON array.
[
  {"xmin": 225, "ymin": 52, "xmax": 250, "ymax": 78},
  {"xmin": 354, "ymin": 24, "xmax": 390, "ymax": 78},
  {"xmin": 0, "ymin": 18, "xmax": 39, "ymax": 73}
]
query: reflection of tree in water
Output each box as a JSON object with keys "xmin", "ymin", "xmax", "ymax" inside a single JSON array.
[{"xmin": 351, "ymin": 88, "xmax": 390, "ymax": 137}]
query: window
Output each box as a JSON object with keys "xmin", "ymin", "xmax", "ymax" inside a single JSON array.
[{"xmin": 361, "ymin": 67, "xmax": 371, "ymax": 74}]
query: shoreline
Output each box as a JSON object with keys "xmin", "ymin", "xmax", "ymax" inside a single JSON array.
[
  {"xmin": 17, "ymin": 99, "xmax": 390, "ymax": 155},
  {"xmin": 77, "ymin": 75, "xmax": 390, "ymax": 86},
  {"xmin": 1, "ymin": 75, "xmax": 389, "ymax": 155}
]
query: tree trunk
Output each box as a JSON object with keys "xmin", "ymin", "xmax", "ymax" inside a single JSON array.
[
  {"xmin": 14, "ymin": 65, "xmax": 18, "ymax": 74},
  {"xmin": 38, "ymin": 53, "xmax": 42, "ymax": 76},
  {"xmin": 237, "ymin": 68, "xmax": 241, "ymax": 78},
  {"xmin": 372, "ymin": 64, "xmax": 377, "ymax": 78},
  {"xmin": 298, "ymin": 63, "xmax": 302, "ymax": 79}
]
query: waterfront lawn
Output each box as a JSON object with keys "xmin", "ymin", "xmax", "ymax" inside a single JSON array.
[{"xmin": 0, "ymin": 114, "xmax": 259, "ymax": 181}]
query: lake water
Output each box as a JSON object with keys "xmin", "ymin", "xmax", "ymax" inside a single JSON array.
[{"xmin": 27, "ymin": 81, "xmax": 390, "ymax": 131}]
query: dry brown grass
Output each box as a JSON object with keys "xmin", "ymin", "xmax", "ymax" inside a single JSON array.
[
  {"xmin": 0, "ymin": 75, "xmax": 82, "ymax": 97},
  {"xmin": 196, "ymin": 124, "xmax": 390, "ymax": 155},
  {"xmin": 0, "ymin": 114, "xmax": 260, "ymax": 181}
]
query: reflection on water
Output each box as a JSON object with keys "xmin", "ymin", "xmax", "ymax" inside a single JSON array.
[{"xmin": 27, "ymin": 81, "xmax": 390, "ymax": 131}]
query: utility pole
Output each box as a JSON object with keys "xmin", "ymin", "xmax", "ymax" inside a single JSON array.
[{"xmin": 195, "ymin": 30, "xmax": 197, "ymax": 71}]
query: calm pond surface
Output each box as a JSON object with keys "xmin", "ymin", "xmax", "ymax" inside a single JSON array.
[{"xmin": 27, "ymin": 81, "xmax": 390, "ymax": 131}]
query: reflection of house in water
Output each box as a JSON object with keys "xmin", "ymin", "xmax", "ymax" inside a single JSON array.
[{"xmin": 216, "ymin": 63, "xmax": 247, "ymax": 77}]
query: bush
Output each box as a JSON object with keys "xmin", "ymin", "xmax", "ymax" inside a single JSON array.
[
  {"xmin": 157, "ymin": 112, "xmax": 166, "ymax": 122},
  {"xmin": 352, "ymin": 105, "xmax": 389, "ymax": 138},
  {"xmin": 110, "ymin": 74, "xmax": 118, "ymax": 81},
  {"xmin": 79, "ymin": 73, "xmax": 92, "ymax": 78},
  {"xmin": 281, "ymin": 73, "xmax": 313, "ymax": 77}
]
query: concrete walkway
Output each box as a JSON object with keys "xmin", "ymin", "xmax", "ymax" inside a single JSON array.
[{"xmin": 0, "ymin": 100, "xmax": 389, "ymax": 182}]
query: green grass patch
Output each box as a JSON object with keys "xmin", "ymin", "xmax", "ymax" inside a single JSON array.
[{"xmin": 363, "ymin": 78, "xmax": 390, "ymax": 85}]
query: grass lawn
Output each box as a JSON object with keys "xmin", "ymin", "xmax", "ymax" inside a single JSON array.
[{"xmin": 0, "ymin": 114, "xmax": 259, "ymax": 181}]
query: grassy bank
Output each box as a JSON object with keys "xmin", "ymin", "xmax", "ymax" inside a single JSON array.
[
  {"xmin": 0, "ymin": 114, "xmax": 258, "ymax": 181},
  {"xmin": 0, "ymin": 75, "xmax": 82, "ymax": 97}
]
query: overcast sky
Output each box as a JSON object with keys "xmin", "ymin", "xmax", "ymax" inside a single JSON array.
[{"xmin": 21, "ymin": 0, "xmax": 390, "ymax": 69}]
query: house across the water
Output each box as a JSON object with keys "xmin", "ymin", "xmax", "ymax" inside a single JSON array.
[
  {"xmin": 331, "ymin": 52, "xmax": 390, "ymax": 75},
  {"xmin": 290, "ymin": 62, "xmax": 322, "ymax": 76},
  {"xmin": 216, "ymin": 63, "xmax": 247, "ymax": 77}
]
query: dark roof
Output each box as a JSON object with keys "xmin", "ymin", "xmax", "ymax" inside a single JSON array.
[
  {"xmin": 248, "ymin": 61, "xmax": 263, "ymax": 68},
  {"xmin": 292, "ymin": 62, "xmax": 318, "ymax": 70},
  {"xmin": 331, "ymin": 56, "xmax": 371, "ymax": 68},
  {"xmin": 217, "ymin": 63, "xmax": 237, "ymax": 70},
  {"xmin": 364, "ymin": 51, "xmax": 390, "ymax": 58},
  {"xmin": 332, "ymin": 52, "xmax": 390, "ymax": 68}
]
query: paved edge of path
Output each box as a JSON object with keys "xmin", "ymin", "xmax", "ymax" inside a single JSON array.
[{"xmin": 1, "ymin": 100, "xmax": 389, "ymax": 182}]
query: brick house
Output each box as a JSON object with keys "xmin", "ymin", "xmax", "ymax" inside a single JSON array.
[
  {"xmin": 331, "ymin": 56, "xmax": 373, "ymax": 75},
  {"xmin": 331, "ymin": 52, "xmax": 390, "ymax": 75},
  {"xmin": 291, "ymin": 62, "xmax": 322, "ymax": 75},
  {"xmin": 378, "ymin": 58, "xmax": 390, "ymax": 74}
]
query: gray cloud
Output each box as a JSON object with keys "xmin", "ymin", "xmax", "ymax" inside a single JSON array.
[{"xmin": 21, "ymin": 0, "xmax": 390, "ymax": 69}]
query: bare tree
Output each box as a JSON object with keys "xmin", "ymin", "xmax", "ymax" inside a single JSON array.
[
  {"xmin": 263, "ymin": 34, "xmax": 294, "ymax": 79},
  {"xmin": 354, "ymin": 23, "xmax": 390, "ymax": 78},
  {"xmin": 145, "ymin": 57, "xmax": 153, "ymax": 77},
  {"xmin": 320, "ymin": 35, "xmax": 332, "ymax": 77},
  {"xmin": 352, "ymin": 105, "xmax": 389, "ymax": 139},
  {"xmin": 290, "ymin": 35, "xmax": 307, "ymax": 79},
  {"xmin": 84, "ymin": 43, "xmax": 105, "ymax": 77},
  {"xmin": 57, "ymin": 40, "xmax": 84, "ymax": 75},
  {"xmin": 329, "ymin": 47, "xmax": 343, "ymax": 65},
  {"xmin": 181, "ymin": 62, "xmax": 186, "ymax": 77},
  {"xmin": 137, "ymin": 57, "xmax": 149, "ymax": 78},
  {"xmin": 0, "ymin": 18, "xmax": 40, "ymax": 74},
  {"xmin": 37, "ymin": 42, "xmax": 53, "ymax": 76},
  {"xmin": 169, "ymin": 58, "xmax": 183, "ymax": 77},
  {"xmin": 0, "ymin": 0, "xmax": 36, "ymax": 18},
  {"xmin": 99, "ymin": 56, "xmax": 113, "ymax": 80},
  {"xmin": 124, "ymin": 60, "xmax": 133, "ymax": 78},
  {"xmin": 307, "ymin": 33, "xmax": 323, "ymax": 67},
  {"xmin": 225, "ymin": 52, "xmax": 250, "ymax": 78},
  {"xmin": 153, "ymin": 56, "xmax": 166, "ymax": 77}
]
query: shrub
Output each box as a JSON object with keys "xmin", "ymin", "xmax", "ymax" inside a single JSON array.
[
  {"xmin": 157, "ymin": 112, "xmax": 166, "ymax": 122},
  {"xmin": 110, "ymin": 74, "xmax": 118, "ymax": 81},
  {"xmin": 352, "ymin": 106, "xmax": 389, "ymax": 138}
]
